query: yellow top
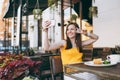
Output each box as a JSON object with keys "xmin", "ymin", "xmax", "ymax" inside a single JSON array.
[{"xmin": 60, "ymin": 45, "xmax": 83, "ymax": 65}]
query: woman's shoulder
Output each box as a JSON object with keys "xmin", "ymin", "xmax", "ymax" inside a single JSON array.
[
  {"xmin": 61, "ymin": 39, "xmax": 66, "ymax": 43},
  {"xmin": 59, "ymin": 40, "xmax": 66, "ymax": 49},
  {"xmin": 55, "ymin": 40, "xmax": 66, "ymax": 48},
  {"xmin": 59, "ymin": 40, "xmax": 66, "ymax": 46}
]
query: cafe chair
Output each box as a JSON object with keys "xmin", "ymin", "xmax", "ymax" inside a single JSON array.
[
  {"xmin": 98, "ymin": 47, "xmax": 112, "ymax": 59},
  {"xmin": 40, "ymin": 55, "xmax": 64, "ymax": 80},
  {"xmin": 49, "ymin": 56, "xmax": 64, "ymax": 80},
  {"xmin": 82, "ymin": 48, "xmax": 93, "ymax": 61}
]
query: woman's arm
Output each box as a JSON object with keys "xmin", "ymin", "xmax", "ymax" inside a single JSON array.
[
  {"xmin": 82, "ymin": 31, "xmax": 99, "ymax": 46},
  {"xmin": 43, "ymin": 20, "xmax": 65, "ymax": 51}
]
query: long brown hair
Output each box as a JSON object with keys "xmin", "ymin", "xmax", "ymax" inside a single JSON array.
[{"xmin": 65, "ymin": 23, "xmax": 83, "ymax": 52}]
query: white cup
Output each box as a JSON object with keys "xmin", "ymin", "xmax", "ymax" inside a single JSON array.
[{"xmin": 107, "ymin": 54, "xmax": 120, "ymax": 64}]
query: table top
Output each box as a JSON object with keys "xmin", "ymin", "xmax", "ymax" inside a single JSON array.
[
  {"xmin": 64, "ymin": 62, "xmax": 120, "ymax": 78},
  {"xmin": 27, "ymin": 52, "xmax": 60, "ymax": 58}
]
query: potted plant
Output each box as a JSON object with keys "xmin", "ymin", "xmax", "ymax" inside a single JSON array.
[
  {"xmin": 71, "ymin": 14, "xmax": 78, "ymax": 22},
  {"xmin": 33, "ymin": 8, "xmax": 42, "ymax": 20},
  {"xmin": 33, "ymin": 0, "xmax": 42, "ymax": 20},
  {"xmin": 89, "ymin": 6, "xmax": 98, "ymax": 18}
]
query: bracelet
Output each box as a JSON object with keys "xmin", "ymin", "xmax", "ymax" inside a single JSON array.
[
  {"xmin": 87, "ymin": 31, "xmax": 91, "ymax": 36},
  {"xmin": 43, "ymin": 28, "xmax": 48, "ymax": 32}
]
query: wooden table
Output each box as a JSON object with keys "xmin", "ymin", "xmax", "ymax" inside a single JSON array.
[{"xmin": 64, "ymin": 62, "xmax": 120, "ymax": 80}]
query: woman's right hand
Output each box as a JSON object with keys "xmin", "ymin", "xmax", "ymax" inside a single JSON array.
[{"xmin": 43, "ymin": 20, "xmax": 51, "ymax": 31}]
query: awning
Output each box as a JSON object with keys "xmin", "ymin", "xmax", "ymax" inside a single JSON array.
[
  {"xmin": 2, "ymin": 0, "xmax": 80, "ymax": 18},
  {"xmin": 3, "ymin": 0, "xmax": 48, "ymax": 18}
]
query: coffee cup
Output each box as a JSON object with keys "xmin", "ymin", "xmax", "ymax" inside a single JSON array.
[{"xmin": 107, "ymin": 54, "xmax": 120, "ymax": 64}]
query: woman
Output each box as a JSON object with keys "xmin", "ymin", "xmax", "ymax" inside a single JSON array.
[
  {"xmin": 43, "ymin": 20, "xmax": 98, "ymax": 65},
  {"xmin": 43, "ymin": 21, "xmax": 99, "ymax": 80}
]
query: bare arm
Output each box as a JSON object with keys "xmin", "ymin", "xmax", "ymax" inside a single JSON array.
[
  {"xmin": 43, "ymin": 30, "xmax": 65, "ymax": 51},
  {"xmin": 82, "ymin": 31, "xmax": 99, "ymax": 46},
  {"xmin": 43, "ymin": 20, "xmax": 65, "ymax": 51}
]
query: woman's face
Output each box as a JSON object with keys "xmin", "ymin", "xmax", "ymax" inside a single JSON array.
[{"xmin": 66, "ymin": 24, "xmax": 77, "ymax": 39}]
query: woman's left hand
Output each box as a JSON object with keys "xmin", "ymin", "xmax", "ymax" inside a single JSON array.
[{"xmin": 80, "ymin": 29, "xmax": 88, "ymax": 35}]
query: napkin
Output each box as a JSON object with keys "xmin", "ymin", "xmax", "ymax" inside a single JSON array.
[{"xmin": 72, "ymin": 72, "xmax": 100, "ymax": 80}]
